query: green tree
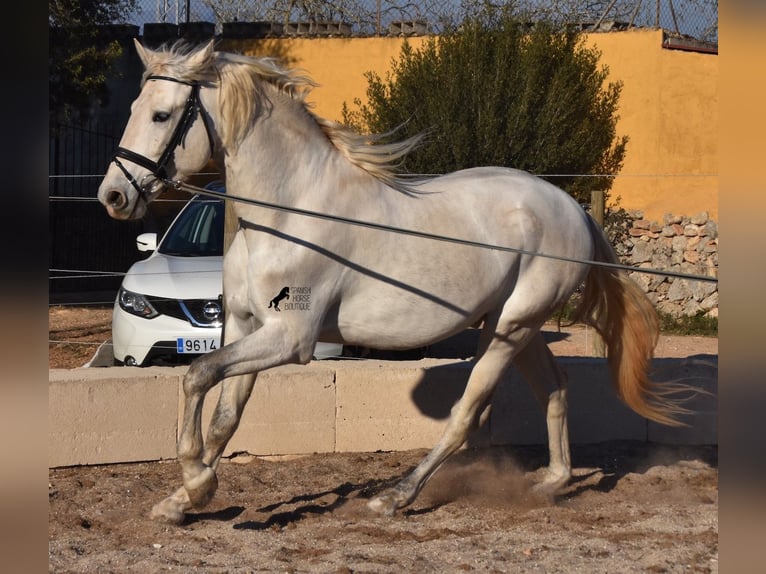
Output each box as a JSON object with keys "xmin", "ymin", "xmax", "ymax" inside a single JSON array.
[
  {"xmin": 49, "ymin": 0, "xmax": 138, "ymax": 131},
  {"xmin": 343, "ymin": 13, "xmax": 627, "ymax": 203}
]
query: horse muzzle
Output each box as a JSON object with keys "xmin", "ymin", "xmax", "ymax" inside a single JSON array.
[
  {"xmin": 98, "ymin": 177, "xmax": 163, "ymax": 220},
  {"xmin": 100, "ymin": 189, "xmax": 142, "ymax": 220}
]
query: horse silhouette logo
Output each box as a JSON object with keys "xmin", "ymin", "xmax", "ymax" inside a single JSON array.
[{"xmin": 268, "ymin": 286, "xmax": 290, "ymax": 311}]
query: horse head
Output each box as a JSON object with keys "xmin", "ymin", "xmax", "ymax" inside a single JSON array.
[{"xmin": 98, "ymin": 40, "xmax": 218, "ymax": 220}]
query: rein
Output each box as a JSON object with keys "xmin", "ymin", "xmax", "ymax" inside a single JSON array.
[
  {"xmin": 117, "ymin": 77, "xmax": 715, "ymax": 287},
  {"xmin": 112, "ymin": 75, "xmax": 216, "ymax": 203},
  {"xmin": 161, "ymin": 178, "xmax": 718, "ymax": 284}
]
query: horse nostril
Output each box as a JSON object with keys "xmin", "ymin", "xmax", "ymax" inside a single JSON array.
[{"xmin": 105, "ymin": 190, "xmax": 126, "ymax": 208}]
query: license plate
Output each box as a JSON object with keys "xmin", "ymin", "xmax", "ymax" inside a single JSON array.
[{"xmin": 176, "ymin": 337, "xmax": 220, "ymax": 354}]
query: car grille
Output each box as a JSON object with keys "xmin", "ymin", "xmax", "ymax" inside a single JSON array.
[{"xmin": 150, "ymin": 296, "xmax": 223, "ymax": 327}]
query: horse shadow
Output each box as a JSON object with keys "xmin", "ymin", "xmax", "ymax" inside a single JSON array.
[
  {"xmin": 228, "ymin": 475, "xmax": 407, "ymax": 531},
  {"xmin": 190, "ymin": 439, "xmax": 716, "ymax": 529},
  {"xmin": 505, "ymin": 440, "xmax": 718, "ymax": 500},
  {"xmin": 192, "ymin": 344, "xmax": 716, "ymax": 529},
  {"xmin": 391, "ymin": 327, "xmax": 571, "ymax": 360}
]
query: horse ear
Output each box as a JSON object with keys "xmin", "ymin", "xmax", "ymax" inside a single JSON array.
[
  {"xmin": 134, "ymin": 38, "xmax": 151, "ymax": 69},
  {"xmin": 187, "ymin": 39, "xmax": 215, "ymax": 70}
]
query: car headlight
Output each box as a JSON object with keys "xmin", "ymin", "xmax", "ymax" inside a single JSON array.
[{"xmin": 118, "ymin": 287, "xmax": 159, "ymax": 319}]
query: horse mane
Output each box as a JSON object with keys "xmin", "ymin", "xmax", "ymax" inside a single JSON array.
[{"xmin": 142, "ymin": 41, "xmax": 427, "ymax": 193}]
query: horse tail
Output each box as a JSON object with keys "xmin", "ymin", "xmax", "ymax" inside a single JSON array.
[{"xmin": 572, "ymin": 216, "xmax": 690, "ymax": 427}]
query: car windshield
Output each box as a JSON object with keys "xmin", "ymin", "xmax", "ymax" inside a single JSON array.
[{"xmin": 158, "ymin": 196, "xmax": 225, "ymax": 257}]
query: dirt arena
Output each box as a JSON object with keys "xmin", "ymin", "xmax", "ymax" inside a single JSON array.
[
  {"xmin": 49, "ymin": 308, "xmax": 718, "ymax": 572},
  {"xmin": 49, "ymin": 442, "xmax": 717, "ymax": 573}
]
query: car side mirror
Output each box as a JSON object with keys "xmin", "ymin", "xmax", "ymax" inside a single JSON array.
[{"xmin": 136, "ymin": 232, "xmax": 157, "ymax": 252}]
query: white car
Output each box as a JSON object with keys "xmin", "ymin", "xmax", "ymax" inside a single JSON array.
[{"xmin": 112, "ymin": 182, "xmax": 343, "ymax": 366}]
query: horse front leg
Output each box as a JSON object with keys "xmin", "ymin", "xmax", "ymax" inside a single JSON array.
[
  {"xmin": 180, "ymin": 371, "xmax": 258, "ymax": 509},
  {"xmin": 150, "ymin": 322, "xmax": 309, "ymax": 524},
  {"xmin": 150, "ymin": 353, "xmax": 224, "ymax": 524},
  {"xmin": 149, "ymin": 353, "xmax": 235, "ymax": 524}
]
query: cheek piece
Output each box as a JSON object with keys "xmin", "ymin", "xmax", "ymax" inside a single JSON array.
[{"xmin": 111, "ymin": 75, "xmax": 215, "ymax": 203}]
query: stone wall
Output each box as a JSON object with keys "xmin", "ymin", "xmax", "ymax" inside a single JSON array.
[{"xmin": 608, "ymin": 210, "xmax": 718, "ymax": 318}]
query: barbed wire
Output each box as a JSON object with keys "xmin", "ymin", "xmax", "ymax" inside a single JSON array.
[
  {"xmin": 49, "ymin": 339, "xmax": 113, "ymax": 349},
  {"xmin": 50, "ymin": 269, "xmax": 126, "ymax": 279},
  {"xmin": 49, "ymin": 196, "xmax": 191, "ymax": 203},
  {"xmin": 49, "ymin": 170, "xmax": 717, "ymax": 203},
  {"xmin": 48, "ymin": 173, "xmax": 718, "ymax": 301},
  {"xmin": 124, "ymin": 0, "xmax": 718, "ymax": 43},
  {"xmin": 48, "ymin": 170, "xmax": 717, "ymax": 359},
  {"xmin": 49, "ymin": 172, "xmax": 222, "ymax": 179},
  {"xmin": 50, "ymin": 300, "xmax": 117, "ymax": 308},
  {"xmin": 49, "ymin": 171, "xmax": 717, "ymax": 180}
]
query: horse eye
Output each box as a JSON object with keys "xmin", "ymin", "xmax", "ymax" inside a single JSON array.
[{"xmin": 152, "ymin": 111, "xmax": 171, "ymax": 123}]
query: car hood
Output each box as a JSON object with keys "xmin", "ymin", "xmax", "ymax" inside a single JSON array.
[{"xmin": 122, "ymin": 254, "xmax": 222, "ymax": 300}]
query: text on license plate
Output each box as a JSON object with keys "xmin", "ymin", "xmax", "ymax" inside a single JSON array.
[{"xmin": 176, "ymin": 337, "xmax": 220, "ymax": 354}]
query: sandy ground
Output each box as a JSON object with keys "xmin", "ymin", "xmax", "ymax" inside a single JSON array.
[
  {"xmin": 48, "ymin": 306, "xmax": 718, "ymax": 573},
  {"xmin": 49, "ymin": 443, "xmax": 718, "ymax": 573}
]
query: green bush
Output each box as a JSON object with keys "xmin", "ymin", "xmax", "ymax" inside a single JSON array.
[
  {"xmin": 343, "ymin": 13, "xmax": 627, "ymax": 203},
  {"xmin": 49, "ymin": 0, "xmax": 138, "ymax": 130},
  {"xmin": 553, "ymin": 299, "xmax": 718, "ymax": 337},
  {"xmin": 657, "ymin": 311, "xmax": 718, "ymax": 336}
]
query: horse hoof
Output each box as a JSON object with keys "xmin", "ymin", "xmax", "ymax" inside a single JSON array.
[
  {"xmin": 366, "ymin": 491, "xmax": 403, "ymax": 516},
  {"xmin": 529, "ymin": 482, "xmax": 556, "ymax": 503},
  {"xmin": 530, "ymin": 473, "xmax": 568, "ymax": 504},
  {"xmin": 150, "ymin": 498, "xmax": 186, "ymax": 525},
  {"xmin": 533, "ymin": 470, "xmax": 570, "ymax": 493},
  {"xmin": 184, "ymin": 466, "xmax": 218, "ymax": 508}
]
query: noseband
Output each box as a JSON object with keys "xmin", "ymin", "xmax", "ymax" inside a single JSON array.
[{"xmin": 111, "ymin": 75, "xmax": 216, "ymax": 202}]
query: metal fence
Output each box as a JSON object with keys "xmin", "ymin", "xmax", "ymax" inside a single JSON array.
[
  {"xmin": 123, "ymin": 0, "xmax": 717, "ymax": 43},
  {"xmin": 49, "ymin": 115, "xmax": 192, "ymax": 300},
  {"xmin": 49, "ymin": 120, "xmax": 145, "ymax": 298}
]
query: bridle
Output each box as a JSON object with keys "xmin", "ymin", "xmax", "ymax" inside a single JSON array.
[{"xmin": 111, "ymin": 75, "xmax": 216, "ymax": 204}]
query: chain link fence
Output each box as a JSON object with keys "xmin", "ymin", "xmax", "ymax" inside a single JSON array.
[{"xmin": 123, "ymin": 1, "xmax": 717, "ymax": 43}]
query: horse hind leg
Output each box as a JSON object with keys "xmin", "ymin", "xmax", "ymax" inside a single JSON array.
[
  {"xmin": 511, "ymin": 332, "xmax": 572, "ymax": 495},
  {"xmin": 367, "ymin": 321, "xmax": 540, "ymax": 516}
]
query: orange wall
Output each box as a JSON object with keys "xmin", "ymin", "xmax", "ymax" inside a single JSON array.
[
  {"xmin": 222, "ymin": 36, "xmax": 427, "ymax": 120},
  {"xmin": 585, "ymin": 29, "xmax": 718, "ymax": 221},
  {"xmin": 222, "ymin": 29, "xmax": 717, "ymax": 222}
]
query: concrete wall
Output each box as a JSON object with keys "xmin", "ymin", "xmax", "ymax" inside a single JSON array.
[
  {"xmin": 219, "ymin": 29, "xmax": 718, "ymax": 222},
  {"xmin": 49, "ymin": 357, "xmax": 717, "ymax": 468}
]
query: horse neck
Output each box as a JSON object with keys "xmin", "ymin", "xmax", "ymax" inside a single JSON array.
[{"xmin": 221, "ymin": 97, "xmax": 378, "ymax": 219}]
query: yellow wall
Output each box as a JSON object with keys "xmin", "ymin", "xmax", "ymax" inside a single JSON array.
[
  {"xmin": 222, "ymin": 29, "xmax": 717, "ymax": 222},
  {"xmin": 585, "ymin": 29, "xmax": 718, "ymax": 221},
  {"xmin": 221, "ymin": 36, "xmax": 428, "ymax": 121}
]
